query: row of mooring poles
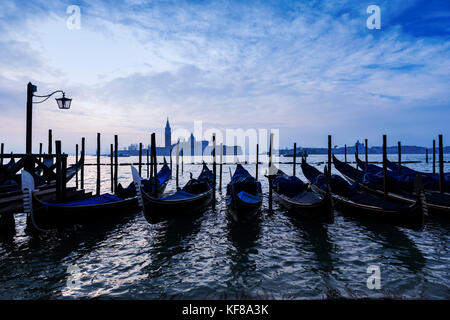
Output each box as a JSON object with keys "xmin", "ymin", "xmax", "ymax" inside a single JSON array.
[
  {"xmin": 54, "ymin": 140, "xmax": 69, "ymax": 202},
  {"xmin": 362, "ymin": 134, "xmax": 446, "ymax": 195},
  {"xmin": 94, "ymin": 133, "xmax": 122, "ymax": 196}
]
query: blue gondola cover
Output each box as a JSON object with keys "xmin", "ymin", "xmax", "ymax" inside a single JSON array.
[{"xmin": 44, "ymin": 193, "xmax": 122, "ymax": 207}]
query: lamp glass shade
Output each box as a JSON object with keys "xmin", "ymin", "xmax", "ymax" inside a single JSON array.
[{"xmin": 56, "ymin": 97, "xmax": 72, "ymax": 109}]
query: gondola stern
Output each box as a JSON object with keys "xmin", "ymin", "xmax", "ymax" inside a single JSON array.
[{"xmin": 131, "ymin": 166, "xmax": 145, "ymax": 211}]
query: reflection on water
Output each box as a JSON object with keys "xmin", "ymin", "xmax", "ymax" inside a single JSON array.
[{"xmin": 0, "ymin": 154, "xmax": 449, "ymax": 299}]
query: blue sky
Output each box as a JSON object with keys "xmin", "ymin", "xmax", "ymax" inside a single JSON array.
[{"xmin": 0, "ymin": 0, "xmax": 449, "ymax": 153}]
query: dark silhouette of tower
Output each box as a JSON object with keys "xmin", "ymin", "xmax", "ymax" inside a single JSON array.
[{"xmin": 165, "ymin": 118, "xmax": 171, "ymax": 152}]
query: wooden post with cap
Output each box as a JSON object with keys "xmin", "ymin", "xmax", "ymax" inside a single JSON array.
[
  {"xmin": 268, "ymin": 132, "xmax": 274, "ymax": 212},
  {"xmin": 293, "ymin": 142, "xmax": 297, "ymax": 176},
  {"xmin": 439, "ymin": 134, "xmax": 444, "ymax": 194},
  {"xmin": 383, "ymin": 135, "xmax": 388, "ymax": 199},
  {"xmin": 365, "ymin": 139, "xmax": 368, "ymax": 173},
  {"xmin": 96, "ymin": 133, "xmax": 101, "ymax": 195}
]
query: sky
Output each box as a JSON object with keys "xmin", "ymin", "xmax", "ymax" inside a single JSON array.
[{"xmin": 0, "ymin": 0, "xmax": 449, "ymax": 154}]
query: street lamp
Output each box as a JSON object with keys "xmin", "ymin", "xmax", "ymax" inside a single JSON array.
[{"xmin": 26, "ymin": 82, "xmax": 72, "ymax": 155}]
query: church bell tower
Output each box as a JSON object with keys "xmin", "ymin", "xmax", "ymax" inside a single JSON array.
[{"xmin": 165, "ymin": 118, "xmax": 171, "ymax": 150}]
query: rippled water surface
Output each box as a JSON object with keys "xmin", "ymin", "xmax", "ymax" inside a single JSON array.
[{"xmin": 0, "ymin": 154, "xmax": 449, "ymax": 299}]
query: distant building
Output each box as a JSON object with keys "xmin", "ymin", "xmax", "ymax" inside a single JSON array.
[
  {"xmin": 165, "ymin": 118, "xmax": 171, "ymax": 152},
  {"xmin": 116, "ymin": 117, "xmax": 241, "ymax": 157}
]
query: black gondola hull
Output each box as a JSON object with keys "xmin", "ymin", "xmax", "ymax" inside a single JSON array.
[
  {"xmin": 302, "ymin": 160, "xmax": 425, "ymax": 231},
  {"xmin": 332, "ymin": 155, "xmax": 449, "ymax": 218},
  {"xmin": 226, "ymin": 193, "xmax": 262, "ymax": 223},
  {"xmin": 29, "ymin": 195, "xmax": 139, "ymax": 230},
  {"xmin": 142, "ymin": 189, "xmax": 213, "ymax": 224},
  {"xmin": 274, "ymin": 190, "xmax": 333, "ymax": 222}
]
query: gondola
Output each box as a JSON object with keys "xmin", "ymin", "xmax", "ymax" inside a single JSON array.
[
  {"xmin": 333, "ymin": 155, "xmax": 450, "ymax": 217},
  {"xmin": 132, "ymin": 163, "xmax": 214, "ymax": 223},
  {"xmin": 357, "ymin": 155, "xmax": 449, "ymax": 192},
  {"xmin": 386, "ymin": 158, "xmax": 450, "ymax": 183},
  {"xmin": 301, "ymin": 158, "xmax": 426, "ymax": 231},
  {"xmin": 115, "ymin": 158, "xmax": 171, "ymax": 199},
  {"xmin": 21, "ymin": 170, "xmax": 139, "ymax": 232},
  {"xmin": 269, "ymin": 168, "xmax": 333, "ymax": 222},
  {"xmin": 226, "ymin": 164, "xmax": 262, "ymax": 223},
  {"xmin": 0, "ymin": 153, "xmax": 84, "ymax": 197}
]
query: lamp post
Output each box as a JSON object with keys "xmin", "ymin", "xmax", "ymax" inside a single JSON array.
[{"xmin": 26, "ymin": 82, "xmax": 72, "ymax": 155}]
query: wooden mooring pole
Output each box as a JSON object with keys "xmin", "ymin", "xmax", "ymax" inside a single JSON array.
[
  {"xmin": 255, "ymin": 143, "xmax": 259, "ymax": 181},
  {"xmin": 293, "ymin": 142, "xmax": 297, "ymax": 176},
  {"xmin": 0, "ymin": 143, "xmax": 3, "ymax": 165},
  {"xmin": 114, "ymin": 135, "xmax": 118, "ymax": 192},
  {"xmin": 81, "ymin": 137, "xmax": 85, "ymax": 190},
  {"xmin": 439, "ymin": 134, "xmax": 444, "ymax": 194},
  {"xmin": 175, "ymin": 141, "xmax": 180, "ymax": 189},
  {"xmin": 398, "ymin": 141, "xmax": 402, "ymax": 175},
  {"xmin": 383, "ymin": 135, "xmax": 388, "ymax": 199},
  {"xmin": 170, "ymin": 147, "xmax": 173, "ymax": 175},
  {"xmin": 110, "ymin": 144, "xmax": 114, "ymax": 193},
  {"xmin": 328, "ymin": 135, "xmax": 332, "ymax": 177},
  {"xmin": 55, "ymin": 140, "xmax": 62, "ymax": 201},
  {"xmin": 48, "ymin": 129, "xmax": 52, "ymax": 155},
  {"xmin": 76, "ymin": 144, "xmax": 79, "ymax": 189},
  {"xmin": 61, "ymin": 153, "xmax": 67, "ymax": 200},
  {"xmin": 151, "ymin": 133, "xmax": 157, "ymax": 197},
  {"xmin": 139, "ymin": 142, "xmax": 142, "ymax": 177},
  {"xmin": 426, "ymin": 148, "xmax": 429, "ymax": 163},
  {"xmin": 344, "ymin": 144, "xmax": 347, "ymax": 163},
  {"xmin": 212, "ymin": 134, "xmax": 216, "ymax": 206},
  {"xmin": 219, "ymin": 143, "xmax": 223, "ymax": 191},
  {"xmin": 146, "ymin": 149, "xmax": 150, "ymax": 178},
  {"xmin": 268, "ymin": 132, "xmax": 274, "ymax": 212},
  {"xmin": 39, "ymin": 143, "xmax": 43, "ymax": 163},
  {"xmin": 96, "ymin": 133, "xmax": 101, "ymax": 195},
  {"xmin": 365, "ymin": 139, "xmax": 368, "ymax": 173},
  {"xmin": 433, "ymin": 140, "xmax": 436, "ymax": 174}
]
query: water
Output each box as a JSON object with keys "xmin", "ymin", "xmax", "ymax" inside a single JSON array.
[{"xmin": 0, "ymin": 154, "xmax": 449, "ymax": 299}]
